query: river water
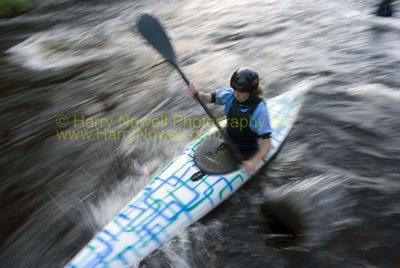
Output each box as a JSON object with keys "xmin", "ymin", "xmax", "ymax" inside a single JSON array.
[{"xmin": 1, "ymin": 0, "xmax": 399, "ymax": 267}]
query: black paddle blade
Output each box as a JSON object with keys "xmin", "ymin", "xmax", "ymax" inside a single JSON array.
[{"xmin": 136, "ymin": 13, "xmax": 178, "ymax": 67}]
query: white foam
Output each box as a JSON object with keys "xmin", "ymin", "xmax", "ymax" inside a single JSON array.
[
  {"xmin": 6, "ymin": 27, "xmax": 116, "ymax": 70},
  {"xmin": 6, "ymin": 13, "xmax": 139, "ymax": 70},
  {"xmin": 344, "ymin": 83, "xmax": 400, "ymax": 103}
]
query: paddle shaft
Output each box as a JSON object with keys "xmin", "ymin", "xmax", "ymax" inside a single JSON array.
[
  {"xmin": 173, "ymin": 64, "xmax": 244, "ymax": 161},
  {"xmin": 171, "ymin": 63, "xmax": 222, "ymax": 129},
  {"xmin": 137, "ymin": 13, "xmax": 245, "ymax": 165},
  {"xmin": 137, "ymin": 13, "xmax": 221, "ymax": 130}
]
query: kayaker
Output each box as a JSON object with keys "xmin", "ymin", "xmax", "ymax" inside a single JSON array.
[
  {"xmin": 187, "ymin": 67, "xmax": 272, "ymax": 175},
  {"xmin": 376, "ymin": 0, "xmax": 394, "ymax": 17}
]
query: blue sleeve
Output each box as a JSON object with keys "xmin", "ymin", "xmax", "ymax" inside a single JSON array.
[
  {"xmin": 213, "ymin": 89, "xmax": 235, "ymax": 116},
  {"xmin": 250, "ymin": 101, "xmax": 272, "ymax": 138}
]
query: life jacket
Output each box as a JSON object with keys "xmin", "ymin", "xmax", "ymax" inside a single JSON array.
[{"xmin": 226, "ymin": 96, "xmax": 262, "ymax": 153}]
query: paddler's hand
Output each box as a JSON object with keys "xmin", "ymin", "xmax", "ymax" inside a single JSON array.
[
  {"xmin": 239, "ymin": 159, "xmax": 257, "ymax": 175},
  {"xmin": 187, "ymin": 82, "xmax": 199, "ymax": 101}
]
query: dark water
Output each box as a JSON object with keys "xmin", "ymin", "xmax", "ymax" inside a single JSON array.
[{"xmin": 1, "ymin": 0, "xmax": 400, "ymax": 267}]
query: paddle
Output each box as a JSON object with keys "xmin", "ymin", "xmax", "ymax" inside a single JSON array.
[
  {"xmin": 136, "ymin": 13, "xmax": 247, "ymax": 180},
  {"xmin": 136, "ymin": 13, "xmax": 222, "ymax": 130}
]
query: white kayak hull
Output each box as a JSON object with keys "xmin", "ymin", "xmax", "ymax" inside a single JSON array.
[{"xmin": 65, "ymin": 79, "xmax": 313, "ymax": 268}]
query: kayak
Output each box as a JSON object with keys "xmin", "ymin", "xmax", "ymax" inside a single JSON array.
[{"xmin": 65, "ymin": 79, "xmax": 313, "ymax": 268}]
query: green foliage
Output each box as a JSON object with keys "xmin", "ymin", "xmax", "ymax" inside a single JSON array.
[{"xmin": 0, "ymin": 0, "xmax": 32, "ymax": 18}]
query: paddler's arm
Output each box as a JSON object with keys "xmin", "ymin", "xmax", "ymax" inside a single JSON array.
[
  {"xmin": 239, "ymin": 138, "xmax": 271, "ymax": 175},
  {"xmin": 187, "ymin": 82, "xmax": 212, "ymax": 103}
]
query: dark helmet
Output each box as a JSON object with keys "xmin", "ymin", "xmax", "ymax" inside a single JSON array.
[{"xmin": 230, "ymin": 67, "xmax": 259, "ymax": 93}]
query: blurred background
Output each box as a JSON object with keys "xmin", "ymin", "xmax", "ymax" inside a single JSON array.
[{"xmin": 1, "ymin": 0, "xmax": 400, "ymax": 267}]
